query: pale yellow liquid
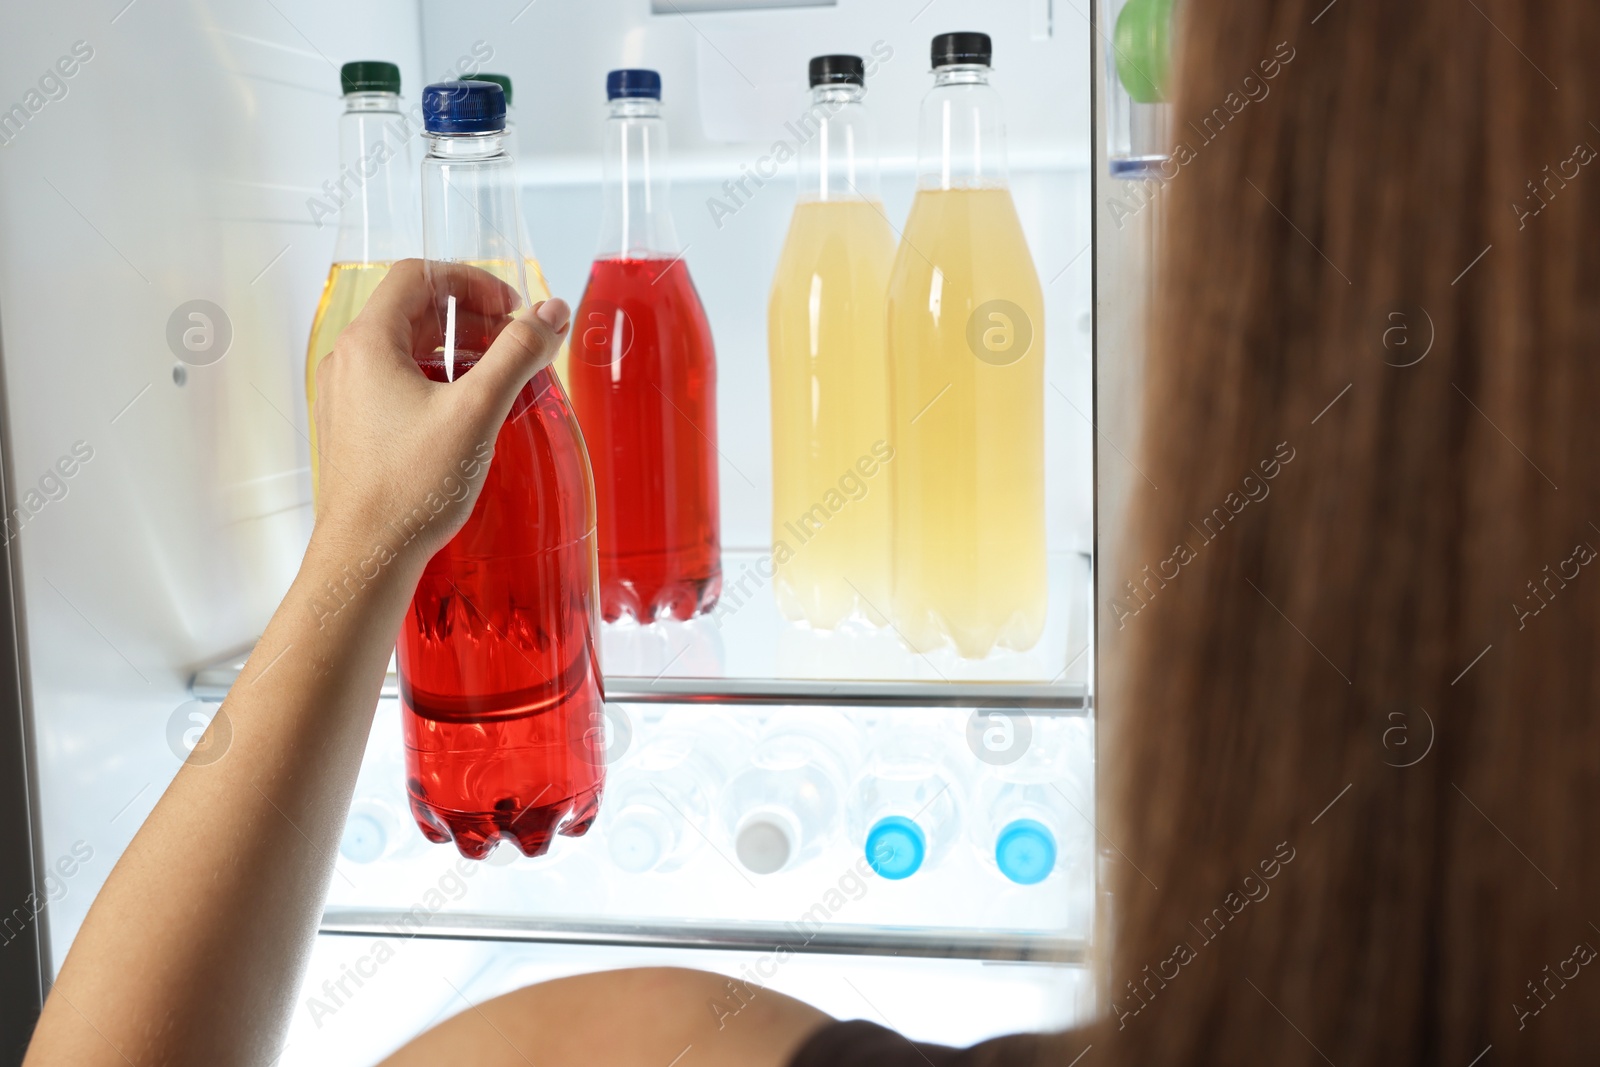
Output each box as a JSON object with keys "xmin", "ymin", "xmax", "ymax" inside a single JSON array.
[
  {"xmin": 524, "ymin": 257, "xmax": 567, "ymax": 387},
  {"xmin": 305, "ymin": 258, "xmax": 555, "ymax": 504},
  {"xmin": 767, "ymin": 199, "xmax": 897, "ymax": 628},
  {"xmin": 306, "ymin": 262, "xmax": 391, "ymax": 502},
  {"xmin": 885, "ymin": 187, "xmax": 1047, "ymax": 658}
]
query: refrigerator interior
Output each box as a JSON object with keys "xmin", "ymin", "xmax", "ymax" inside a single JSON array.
[{"xmin": 0, "ymin": 0, "xmax": 1097, "ymax": 1061}]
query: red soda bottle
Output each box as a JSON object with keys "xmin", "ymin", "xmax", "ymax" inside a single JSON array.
[
  {"xmin": 569, "ymin": 69, "xmax": 722, "ymax": 623},
  {"xmin": 398, "ymin": 80, "xmax": 604, "ymax": 860}
]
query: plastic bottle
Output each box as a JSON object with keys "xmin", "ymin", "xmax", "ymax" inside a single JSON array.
[
  {"xmin": 848, "ymin": 726, "xmax": 963, "ymax": 880},
  {"xmin": 473, "ymin": 73, "xmax": 565, "ymax": 383},
  {"xmin": 977, "ymin": 777, "xmax": 1091, "ymax": 886},
  {"xmin": 340, "ymin": 725, "xmax": 429, "ymax": 865},
  {"xmin": 569, "ymin": 69, "xmax": 722, "ymax": 623},
  {"xmin": 305, "ymin": 61, "xmax": 417, "ymax": 504},
  {"xmin": 767, "ymin": 55, "xmax": 896, "ymax": 630},
  {"xmin": 397, "ymin": 80, "xmax": 604, "ymax": 861},
  {"xmin": 724, "ymin": 711, "xmax": 865, "ymax": 875},
  {"xmin": 341, "ymin": 797, "xmax": 427, "ymax": 865},
  {"xmin": 599, "ymin": 713, "xmax": 755, "ymax": 873},
  {"xmin": 886, "ymin": 32, "xmax": 1047, "ymax": 659}
]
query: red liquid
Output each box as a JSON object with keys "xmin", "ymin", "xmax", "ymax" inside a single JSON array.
[
  {"xmin": 569, "ymin": 256, "xmax": 722, "ymax": 622},
  {"xmin": 397, "ymin": 356, "xmax": 604, "ymax": 860}
]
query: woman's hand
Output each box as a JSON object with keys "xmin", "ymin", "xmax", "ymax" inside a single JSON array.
[{"xmin": 311, "ymin": 258, "xmax": 571, "ymax": 569}]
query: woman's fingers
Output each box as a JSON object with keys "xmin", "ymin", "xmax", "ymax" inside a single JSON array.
[
  {"xmin": 409, "ymin": 310, "xmax": 518, "ymax": 362},
  {"xmin": 357, "ymin": 260, "xmax": 523, "ymax": 357},
  {"xmin": 464, "ymin": 299, "xmax": 570, "ymax": 413}
]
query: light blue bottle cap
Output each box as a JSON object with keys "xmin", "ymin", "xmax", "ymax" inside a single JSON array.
[
  {"xmin": 865, "ymin": 815, "xmax": 926, "ymax": 880},
  {"xmin": 340, "ymin": 812, "xmax": 387, "ymax": 864},
  {"xmin": 996, "ymin": 818, "xmax": 1056, "ymax": 885}
]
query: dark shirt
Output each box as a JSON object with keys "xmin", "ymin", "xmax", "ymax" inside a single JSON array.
[{"xmin": 788, "ymin": 1019, "xmax": 1055, "ymax": 1067}]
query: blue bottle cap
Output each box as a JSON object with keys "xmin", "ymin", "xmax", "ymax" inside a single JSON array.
[
  {"xmin": 340, "ymin": 812, "xmax": 387, "ymax": 864},
  {"xmin": 423, "ymin": 80, "xmax": 506, "ymax": 134},
  {"xmin": 996, "ymin": 818, "xmax": 1056, "ymax": 885},
  {"xmin": 865, "ymin": 815, "xmax": 926, "ymax": 880},
  {"xmin": 607, "ymin": 68, "xmax": 662, "ymax": 101}
]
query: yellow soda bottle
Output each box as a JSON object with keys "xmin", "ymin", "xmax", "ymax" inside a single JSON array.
[
  {"xmin": 767, "ymin": 55, "xmax": 896, "ymax": 628},
  {"xmin": 476, "ymin": 74, "xmax": 562, "ymax": 382},
  {"xmin": 886, "ymin": 33, "xmax": 1047, "ymax": 658},
  {"xmin": 306, "ymin": 61, "xmax": 417, "ymax": 503}
]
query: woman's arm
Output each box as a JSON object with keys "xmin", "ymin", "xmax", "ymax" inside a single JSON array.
[{"xmin": 23, "ymin": 260, "xmax": 571, "ymax": 1067}]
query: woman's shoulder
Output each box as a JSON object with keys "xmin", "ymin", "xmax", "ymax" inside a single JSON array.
[{"xmin": 786, "ymin": 1019, "xmax": 1061, "ymax": 1067}]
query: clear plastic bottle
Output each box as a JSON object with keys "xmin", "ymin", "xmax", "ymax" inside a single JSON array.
[
  {"xmin": 767, "ymin": 55, "xmax": 896, "ymax": 629},
  {"xmin": 397, "ymin": 80, "xmax": 604, "ymax": 860},
  {"xmin": 306, "ymin": 60, "xmax": 417, "ymax": 504},
  {"xmin": 723, "ymin": 710, "xmax": 865, "ymax": 875},
  {"xmin": 341, "ymin": 797, "xmax": 427, "ymax": 865},
  {"xmin": 569, "ymin": 69, "xmax": 722, "ymax": 623},
  {"xmin": 886, "ymin": 32, "xmax": 1047, "ymax": 659},
  {"xmin": 473, "ymin": 73, "xmax": 563, "ymax": 381},
  {"xmin": 599, "ymin": 713, "xmax": 755, "ymax": 873},
  {"xmin": 976, "ymin": 768, "xmax": 1091, "ymax": 886},
  {"xmin": 340, "ymin": 725, "xmax": 429, "ymax": 865},
  {"xmin": 847, "ymin": 726, "xmax": 963, "ymax": 880}
]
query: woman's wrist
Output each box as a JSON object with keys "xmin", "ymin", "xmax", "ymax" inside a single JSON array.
[{"xmin": 298, "ymin": 526, "xmax": 429, "ymax": 635}]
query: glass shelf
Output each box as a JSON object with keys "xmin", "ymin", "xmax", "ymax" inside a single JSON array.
[
  {"xmin": 319, "ymin": 911, "xmax": 1085, "ymax": 963},
  {"xmin": 190, "ymin": 550, "xmax": 1091, "ymax": 709}
]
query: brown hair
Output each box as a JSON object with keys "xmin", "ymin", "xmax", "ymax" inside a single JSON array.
[{"xmin": 1087, "ymin": 0, "xmax": 1600, "ymax": 1062}]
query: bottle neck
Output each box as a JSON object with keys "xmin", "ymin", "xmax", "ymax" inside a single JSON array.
[
  {"xmin": 424, "ymin": 130, "xmax": 508, "ymax": 162},
  {"xmin": 331, "ymin": 91, "xmax": 414, "ymax": 263},
  {"xmin": 597, "ymin": 98, "xmax": 679, "ymax": 258},
  {"xmin": 797, "ymin": 85, "xmax": 880, "ymax": 203},
  {"xmin": 420, "ymin": 127, "xmax": 529, "ymax": 330},
  {"xmin": 918, "ymin": 64, "xmax": 1009, "ymax": 191}
]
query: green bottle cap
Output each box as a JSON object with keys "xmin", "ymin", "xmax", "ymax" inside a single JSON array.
[
  {"xmin": 340, "ymin": 61, "xmax": 401, "ymax": 96},
  {"xmin": 473, "ymin": 73, "xmax": 514, "ymax": 108},
  {"xmin": 1114, "ymin": 0, "xmax": 1174, "ymax": 104}
]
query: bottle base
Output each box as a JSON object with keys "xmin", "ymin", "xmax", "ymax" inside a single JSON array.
[
  {"xmin": 601, "ymin": 569, "xmax": 722, "ymax": 623},
  {"xmin": 889, "ymin": 605, "xmax": 1048, "ymax": 660},
  {"xmin": 409, "ymin": 784, "xmax": 603, "ymax": 861},
  {"xmin": 774, "ymin": 577, "xmax": 890, "ymax": 631}
]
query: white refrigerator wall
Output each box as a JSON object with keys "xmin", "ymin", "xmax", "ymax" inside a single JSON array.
[
  {"xmin": 0, "ymin": 0, "xmax": 1094, "ymax": 1025},
  {"xmin": 0, "ymin": 0, "xmax": 425, "ymax": 970}
]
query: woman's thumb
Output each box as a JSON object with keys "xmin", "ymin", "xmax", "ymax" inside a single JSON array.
[{"xmin": 469, "ymin": 298, "xmax": 570, "ymax": 408}]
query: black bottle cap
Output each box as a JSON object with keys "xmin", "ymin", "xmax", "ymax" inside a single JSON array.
[
  {"xmin": 931, "ymin": 31, "xmax": 992, "ymax": 68},
  {"xmin": 808, "ymin": 54, "xmax": 865, "ymax": 88}
]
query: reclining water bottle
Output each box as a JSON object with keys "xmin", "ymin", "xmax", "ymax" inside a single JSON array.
[
  {"xmin": 600, "ymin": 713, "xmax": 754, "ymax": 873},
  {"xmin": 848, "ymin": 726, "xmax": 963, "ymax": 880},
  {"xmin": 977, "ymin": 773, "xmax": 1091, "ymax": 886},
  {"xmin": 341, "ymin": 727, "xmax": 430, "ymax": 865},
  {"xmin": 396, "ymin": 80, "xmax": 605, "ymax": 861},
  {"xmin": 342, "ymin": 796, "xmax": 428, "ymax": 865},
  {"xmin": 724, "ymin": 711, "xmax": 864, "ymax": 875}
]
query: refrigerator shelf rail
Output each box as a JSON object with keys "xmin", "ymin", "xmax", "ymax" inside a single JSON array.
[
  {"xmin": 191, "ymin": 655, "xmax": 1090, "ymax": 711},
  {"xmin": 319, "ymin": 908, "xmax": 1087, "ymax": 963}
]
